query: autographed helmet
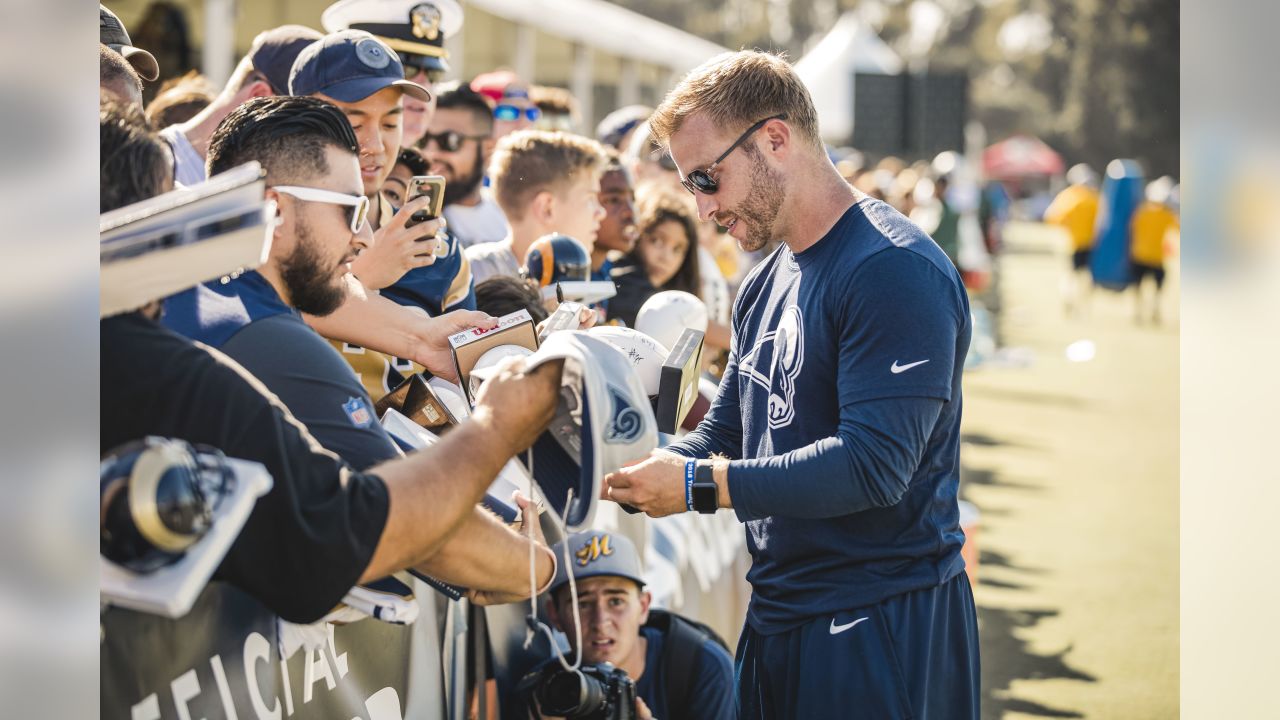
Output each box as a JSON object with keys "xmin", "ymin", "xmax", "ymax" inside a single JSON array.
[
  {"xmin": 524, "ymin": 234, "xmax": 591, "ymax": 288},
  {"xmin": 100, "ymin": 437, "xmax": 233, "ymax": 573},
  {"xmin": 587, "ymin": 326, "xmax": 669, "ymax": 396},
  {"xmin": 635, "ymin": 290, "xmax": 708, "ymax": 352}
]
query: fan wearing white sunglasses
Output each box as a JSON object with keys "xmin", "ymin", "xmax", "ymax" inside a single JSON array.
[
  {"xmin": 165, "ymin": 96, "xmax": 389, "ymax": 466},
  {"xmin": 165, "ymin": 96, "xmax": 561, "ymax": 609}
]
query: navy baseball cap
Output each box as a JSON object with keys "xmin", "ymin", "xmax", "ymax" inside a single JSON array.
[
  {"xmin": 248, "ymin": 25, "xmax": 323, "ymax": 96},
  {"xmin": 289, "ymin": 30, "xmax": 431, "ymax": 103},
  {"xmin": 549, "ymin": 530, "xmax": 646, "ymax": 595}
]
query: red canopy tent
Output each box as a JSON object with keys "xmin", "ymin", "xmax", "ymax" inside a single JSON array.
[{"xmin": 982, "ymin": 134, "xmax": 1065, "ymax": 178}]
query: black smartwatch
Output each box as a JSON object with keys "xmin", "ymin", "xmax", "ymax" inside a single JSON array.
[{"xmin": 692, "ymin": 461, "xmax": 719, "ymax": 514}]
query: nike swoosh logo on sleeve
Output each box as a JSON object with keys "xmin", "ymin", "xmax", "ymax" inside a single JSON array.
[{"xmin": 890, "ymin": 359, "xmax": 930, "ymax": 374}]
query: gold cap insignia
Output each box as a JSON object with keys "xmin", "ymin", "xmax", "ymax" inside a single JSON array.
[{"xmin": 410, "ymin": 3, "xmax": 442, "ymax": 41}]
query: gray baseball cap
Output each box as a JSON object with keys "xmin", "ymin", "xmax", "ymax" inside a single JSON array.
[
  {"xmin": 549, "ymin": 530, "xmax": 646, "ymax": 595},
  {"xmin": 100, "ymin": 4, "xmax": 159, "ymax": 81}
]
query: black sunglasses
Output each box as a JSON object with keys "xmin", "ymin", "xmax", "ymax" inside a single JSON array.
[
  {"xmin": 679, "ymin": 113, "xmax": 787, "ymax": 195},
  {"xmin": 400, "ymin": 56, "xmax": 445, "ymax": 84},
  {"xmin": 419, "ymin": 130, "xmax": 488, "ymax": 152}
]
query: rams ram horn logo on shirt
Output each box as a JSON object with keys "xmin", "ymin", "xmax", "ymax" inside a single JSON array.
[
  {"xmin": 576, "ymin": 534, "xmax": 613, "ymax": 567},
  {"xmin": 739, "ymin": 305, "xmax": 805, "ymax": 430},
  {"xmin": 604, "ymin": 386, "xmax": 643, "ymax": 444}
]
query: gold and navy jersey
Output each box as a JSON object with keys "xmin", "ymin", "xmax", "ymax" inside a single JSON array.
[
  {"xmin": 330, "ymin": 339, "xmax": 422, "ymax": 404},
  {"xmin": 376, "ymin": 193, "xmax": 477, "ymax": 315}
]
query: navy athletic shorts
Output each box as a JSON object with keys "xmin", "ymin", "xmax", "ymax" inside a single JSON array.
[{"xmin": 734, "ymin": 572, "xmax": 980, "ymax": 720}]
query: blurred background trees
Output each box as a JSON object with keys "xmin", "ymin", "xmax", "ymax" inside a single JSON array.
[{"xmin": 607, "ymin": 0, "xmax": 1178, "ymax": 176}]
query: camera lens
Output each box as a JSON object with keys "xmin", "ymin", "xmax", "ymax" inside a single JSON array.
[{"xmin": 537, "ymin": 669, "xmax": 609, "ymax": 718}]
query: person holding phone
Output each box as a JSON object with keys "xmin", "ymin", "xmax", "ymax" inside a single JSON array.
[
  {"xmin": 291, "ymin": 30, "xmax": 475, "ymax": 314},
  {"xmin": 291, "ymin": 30, "xmax": 476, "ymax": 401}
]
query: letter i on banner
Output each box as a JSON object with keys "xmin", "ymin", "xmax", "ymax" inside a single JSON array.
[{"xmin": 209, "ymin": 655, "xmax": 240, "ymax": 720}]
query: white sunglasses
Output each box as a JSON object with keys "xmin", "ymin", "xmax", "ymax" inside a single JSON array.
[{"xmin": 271, "ymin": 185, "xmax": 371, "ymax": 234}]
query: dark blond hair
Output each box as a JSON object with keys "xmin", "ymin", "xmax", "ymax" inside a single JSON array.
[
  {"xmin": 146, "ymin": 70, "xmax": 215, "ymax": 127},
  {"xmin": 649, "ymin": 50, "xmax": 821, "ymax": 152},
  {"xmin": 489, "ymin": 130, "xmax": 607, "ymax": 220}
]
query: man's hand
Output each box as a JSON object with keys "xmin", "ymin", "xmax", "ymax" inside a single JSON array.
[
  {"xmin": 635, "ymin": 696, "xmax": 655, "ymax": 720},
  {"xmin": 471, "ymin": 358, "xmax": 564, "ymax": 456},
  {"xmin": 351, "ymin": 194, "xmax": 447, "ymax": 290},
  {"xmin": 406, "ymin": 309, "xmax": 496, "ymax": 381},
  {"xmin": 603, "ymin": 451, "xmax": 689, "ymax": 518},
  {"xmin": 465, "ymin": 492, "xmax": 554, "ymax": 606}
]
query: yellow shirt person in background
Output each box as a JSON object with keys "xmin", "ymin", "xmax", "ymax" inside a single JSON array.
[
  {"xmin": 1129, "ymin": 176, "xmax": 1179, "ymax": 325},
  {"xmin": 1044, "ymin": 164, "xmax": 1101, "ymax": 316}
]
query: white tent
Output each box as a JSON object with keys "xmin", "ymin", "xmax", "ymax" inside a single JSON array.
[
  {"xmin": 463, "ymin": 0, "xmax": 729, "ymax": 73},
  {"xmin": 794, "ymin": 12, "xmax": 904, "ymax": 144}
]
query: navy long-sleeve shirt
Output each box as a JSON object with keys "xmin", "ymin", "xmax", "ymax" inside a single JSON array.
[{"xmin": 667, "ymin": 198, "xmax": 972, "ymax": 634}]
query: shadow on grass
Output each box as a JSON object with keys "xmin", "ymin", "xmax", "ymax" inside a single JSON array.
[
  {"xmin": 962, "ymin": 466, "xmax": 1042, "ymax": 493},
  {"xmin": 978, "ymin": 607, "xmax": 1098, "ymax": 719}
]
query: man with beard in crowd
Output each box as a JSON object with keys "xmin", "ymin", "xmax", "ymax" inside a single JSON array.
[
  {"xmin": 291, "ymin": 29, "xmax": 474, "ymax": 400},
  {"xmin": 292, "ymin": 29, "xmax": 473, "ymax": 314},
  {"xmin": 102, "ymin": 97, "xmax": 560, "ymax": 622},
  {"xmin": 421, "ymin": 80, "xmax": 508, "ymax": 249},
  {"xmin": 162, "ymin": 95, "xmax": 555, "ymax": 596}
]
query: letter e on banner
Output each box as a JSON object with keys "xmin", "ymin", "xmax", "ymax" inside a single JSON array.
[
  {"xmin": 171, "ymin": 668, "xmax": 201, "ymax": 720},
  {"xmin": 131, "ymin": 694, "xmax": 161, "ymax": 720}
]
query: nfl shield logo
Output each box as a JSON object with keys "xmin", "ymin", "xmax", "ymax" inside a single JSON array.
[{"xmin": 343, "ymin": 396, "xmax": 373, "ymax": 428}]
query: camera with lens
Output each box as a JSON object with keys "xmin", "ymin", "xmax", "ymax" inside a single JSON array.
[{"xmin": 523, "ymin": 662, "xmax": 636, "ymax": 720}]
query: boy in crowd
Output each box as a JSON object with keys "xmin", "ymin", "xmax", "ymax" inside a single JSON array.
[{"xmin": 466, "ymin": 130, "xmax": 607, "ymax": 284}]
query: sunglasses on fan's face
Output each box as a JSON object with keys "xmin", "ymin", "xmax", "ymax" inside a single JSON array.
[
  {"xmin": 494, "ymin": 104, "xmax": 541, "ymax": 122},
  {"xmin": 679, "ymin": 113, "xmax": 787, "ymax": 196},
  {"xmin": 271, "ymin": 185, "xmax": 370, "ymax": 234},
  {"xmin": 420, "ymin": 129, "xmax": 488, "ymax": 152},
  {"xmin": 400, "ymin": 56, "xmax": 445, "ymax": 84}
]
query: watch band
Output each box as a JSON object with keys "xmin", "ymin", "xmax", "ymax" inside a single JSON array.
[{"xmin": 692, "ymin": 460, "xmax": 718, "ymax": 514}]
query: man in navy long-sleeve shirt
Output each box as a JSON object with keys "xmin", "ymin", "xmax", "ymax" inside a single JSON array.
[{"xmin": 606, "ymin": 51, "xmax": 980, "ymax": 719}]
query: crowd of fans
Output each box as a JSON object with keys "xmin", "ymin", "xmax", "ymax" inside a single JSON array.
[
  {"xmin": 99, "ymin": 0, "xmax": 1178, "ymax": 716},
  {"xmin": 99, "ymin": 2, "xmax": 747, "ymax": 717}
]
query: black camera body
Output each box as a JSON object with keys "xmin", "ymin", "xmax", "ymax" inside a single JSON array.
[{"xmin": 525, "ymin": 661, "xmax": 636, "ymax": 720}]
